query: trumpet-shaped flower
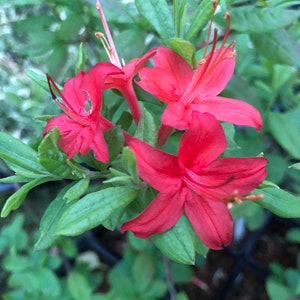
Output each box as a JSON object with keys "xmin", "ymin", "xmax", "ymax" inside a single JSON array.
[
  {"xmin": 137, "ymin": 15, "xmax": 262, "ymax": 132},
  {"xmin": 121, "ymin": 112, "xmax": 267, "ymax": 249},
  {"xmin": 44, "ymin": 62, "xmax": 120, "ymax": 163}
]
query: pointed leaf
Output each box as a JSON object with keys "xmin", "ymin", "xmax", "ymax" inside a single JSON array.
[
  {"xmin": 56, "ymin": 187, "xmax": 138, "ymax": 236},
  {"xmin": 67, "ymin": 272, "xmax": 92, "ymax": 300},
  {"xmin": 0, "ymin": 132, "xmax": 48, "ymax": 178},
  {"xmin": 76, "ymin": 43, "xmax": 86, "ymax": 75},
  {"xmin": 254, "ymin": 188, "xmax": 300, "ymax": 218},
  {"xmin": 63, "ymin": 178, "xmax": 90, "ymax": 203},
  {"xmin": 185, "ymin": 0, "xmax": 216, "ymax": 40},
  {"xmin": 35, "ymin": 184, "xmax": 74, "ymax": 250},
  {"xmin": 122, "ymin": 147, "xmax": 138, "ymax": 183},
  {"xmin": 227, "ymin": 6, "xmax": 300, "ymax": 33},
  {"xmin": 1, "ymin": 177, "xmax": 51, "ymax": 217},
  {"xmin": 26, "ymin": 69, "xmax": 50, "ymax": 91},
  {"xmin": 251, "ymin": 29, "xmax": 300, "ymax": 67},
  {"xmin": 151, "ymin": 215, "xmax": 195, "ymax": 264},
  {"xmin": 170, "ymin": 38, "xmax": 196, "ymax": 68},
  {"xmin": 135, "ymin": 0, "xmax": 174, "ymax": 45}
]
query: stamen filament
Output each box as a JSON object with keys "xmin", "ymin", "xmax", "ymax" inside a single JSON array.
[{"xmin": 95, "ymin": 0, "xmax": 122, "ymax": 68}]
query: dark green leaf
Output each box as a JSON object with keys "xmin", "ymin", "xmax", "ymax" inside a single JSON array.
[
  {"xmin": 174, "ymin": 0, "xmax": 186, "ymax": 37},
  {"xmin": 228, "ymin": 6, "xmax": 300, "ymax": 33},
  {"xmin": 55, "ymin": 187, "xmax": 138, "ymax": 236},
  {"xmin": 185, "ymin": 0, "xmax": 215, "ymax": 40},
  {"xmin": 46, "ymin": 45, "xmax": 68, "ymax": 79},
  {"xmin": 151, "ymin": 215, "xmax": 195, "ymax": 264},
  {"xmin": 251, "ymin": 29, "xmax": 300, "ymax": 67},
  {"xmin": 254, "ymin": 188, "xmax": 300, "ymax": 218},
  {"xmin": 135, "ymin": 0, "xmax": 174, "ymax": 45},
  {"xmin": 170, "ymin": 38, "xmax": 196, "ymax": 68},
  {"xmin": 1, "ymin": 177, "xmax": 51, "ymax": 217},
  {"xmin": 0, "ymin": 132, "xmax": 48, "ymax": 178}
]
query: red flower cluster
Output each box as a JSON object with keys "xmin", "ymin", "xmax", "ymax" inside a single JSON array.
[{"xmin": 44, "ymin": 2, "xmax": 267, "ymax": 249}]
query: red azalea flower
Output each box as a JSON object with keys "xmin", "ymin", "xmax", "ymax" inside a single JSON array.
[
  {"xmin": 137, "ymin": 14, "xmax": 262, "ymax": 132},
  {"xmin": 103, "ymin": 48, "xmax": 157, "ymax": 125},
  {"xmin": 95, "ymin": 2, "xmax": 156, "ymax": 125},
  {"xmin": 121, "ymin": 112, "xmax": 267, "ymax": 250},
  {"xmin": 44, "ymin": 62, "xmax": 120, "ymax": 163}
]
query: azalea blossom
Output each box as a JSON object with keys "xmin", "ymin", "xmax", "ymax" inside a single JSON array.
[
  {"xmin": 121, "ymin": 112, "xmax": 267, "ymax": 249},
  {"xmin": 44, "ymin": 62, "xmax": 120, "ymax": 163},
  {"xmin": 95, "ymin": 1, "xmax": 156, "ymax": 125},
  {"xmin": 136, "ymin": 14, "xmax": 262, "ymax": 134}
]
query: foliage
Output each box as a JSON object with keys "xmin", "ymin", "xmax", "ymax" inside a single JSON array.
[{"xmin": 0, "ymin": 0, "xmax": 300, "ymax": 298}]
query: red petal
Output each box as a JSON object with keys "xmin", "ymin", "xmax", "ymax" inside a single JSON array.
[
  {"xmin": 121, "ymin": 190, "xmax": 185, "ymax": 238},
  {"xmin": 178, "ymin": 112, "xmax": 226, "ymax": 169},
  {"xmin": 198, "ymin": 157, "xmax": 268, "ymax": 199},
  {"xmin": 185, "ymin": 190, "xmax": 233, "ymax": 249},
  {"xmin": 161, "ymin": 101, "xmax": 190, "ymax": 130},
  {"xmin": 137, "ymin": 46, "xmax": 193, "ymax": 103},
  {"xmin": 129, "ymin": 138, "xmax": 183, "ymax": 192},
  {"xmin": 181, "ymin": 48, "xmax": 235, "ymax": 103},
  {"xmin": 137, "ymin": 67, "xmax": 182, "ymax": 103},
  {"xmin": 192, "ymin": 96, "xmax": 263, "ymax": 131},
  {"xmin": 153, "ymin": 46, "xmax": 193, "ymax": 95}
]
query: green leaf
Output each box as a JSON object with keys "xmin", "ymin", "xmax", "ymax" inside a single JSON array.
[
  {"xmin": 56, "ymin": 187, "xmax": 138, "ymax": 236},
  {"xmin": 26, "ymin": 69, "xmax": 49, "ymax": 92},
  {"xmin": 268, "ymin": 111, "xmax": 300, "ymax": 159},
  {"xmin": 63, "ymin": 178, "xmax": 90, "ymax": 203},
  {"xmin": 0, "ymin": 132, "xmax": 48, "ymax": 178},
  {"xmin": 1, "ymin": 177, "xmax": 51, "ymax": 217},
  {"xmin": 254, "ymin": 188, "xmax": 300, "ymax": 218},
  {"xmin": 151, "ymin": 215, "xmax": 195, "ymax": 264},
  {"xmin": 266, "ymin": 278, "xmax": 292, "ymax": 300},
  {"xmin": 185, "ymin": 0, "xmax": 216, "ymax": 40},
  {"xmin": 35, "ymin": 185, "xmax": 76, "ymax": 251},
  {"xmin": 251, "ymin": 29, "xmax": 300, "ymax": 67},
  {"xmin": 122, "ymin": 147, "xmax": 138, "ymax": 183},
  {"xmin": 76, "ymin": 43, "xmax": 86, "ymax": 74},
  {"xmin": 174, "ymin": 0, "xmax": 186, "ymax": 37},
  {"xmin": 227, "ymin": 6, "xmax": 300, "ymax": 33},
  {"xmin": 135, "ymin": 0, "xmax": 174, "ymax": 45},
  {"xmin": 38, "ymin": 128, "xmax": 88, "ymax": 179},
  {"xmin": 67, "ymin": 272, "xmax": 92, "ymax": 300},
  {"xmin": 170, "ymin": 38, "xmax": 196, "ymax": 68},
  {"xmin": 134, "ymin": 108, "xmax": 157, "ymax": 146}
]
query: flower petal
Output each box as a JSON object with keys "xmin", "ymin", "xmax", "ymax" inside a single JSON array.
[
  {"xmin": 198, "ymin": 157, "xmax": 268, "ymax": 200},
  {"xmin": 192, "ymin": 96, "xmax": 263, "ymax": 131},
  {"xmin": 153, "ymin": 46, "xmax": 193, "ymax": 95},
  {"xmin": 178, "ymin": 112, "xmax": 226, "ymax": 169},
  {"xmin": 181, "ymin": 47, "xmax": 235, "ymax": 103},
  {"xmin": 129, "ymin": 138, "xmax": 183, "ymax": 192},
  {"xmin": 121, "ymin": 190, "xmax": 185, "ymax": 238},
  {"xmin": 161, "ymin": 101, "xmax": 190, "ymax": 130},
  {"xmin": 137, "ymin": 46, "xmax": 193, "ymax": 103},
  {"xmin": 184, "ymin": 190, "xmax": 233, "ymax": 250}
]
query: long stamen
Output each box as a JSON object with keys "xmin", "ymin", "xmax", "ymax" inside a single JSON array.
[
  {"xmin": 96, "ymin": 0, "xmax": 121, "ymax": 68},
  {"xmin": 203, "ymin": 0, "xmax": 218, "ymax": 58},
  {"xmin": 95, "ymin": 32, "xmax": 116, "ymax": 64},
  {"xmin": 46, "ymin": 74, "xmax": 89, "ymax": 126},
  {"xmin": 223, "ymin": 190, "xmax": 264, "ymax": 205}
]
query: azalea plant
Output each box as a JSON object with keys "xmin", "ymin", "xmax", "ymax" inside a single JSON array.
[{"xmin": 1, "ymin": 0, "xmax": 300, "ymax": 270}]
